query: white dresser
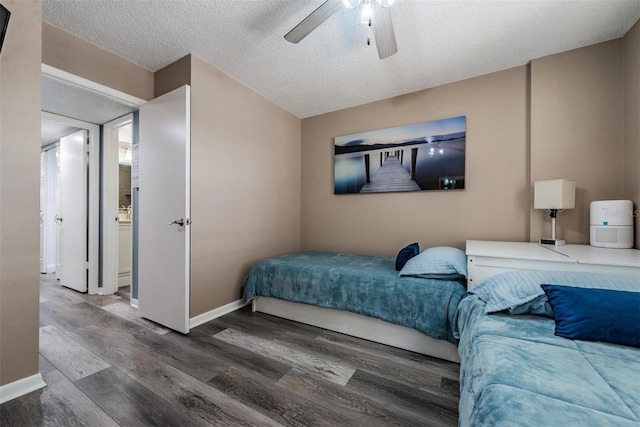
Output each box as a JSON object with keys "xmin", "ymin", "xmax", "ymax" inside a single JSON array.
[{"xmin": 466, "ymin": 240, "xmax": 640, "ymax": 288}]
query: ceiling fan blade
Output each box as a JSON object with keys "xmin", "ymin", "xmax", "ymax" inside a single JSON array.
[
  {"xmin": 372, "ymin": 5, "xmax": 398, "ymax": 59},
  {"xmin": 285, "ymin": 0, "xmax": 343, "ymax": 44}
]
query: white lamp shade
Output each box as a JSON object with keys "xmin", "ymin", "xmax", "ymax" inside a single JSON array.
[{"xmin": 534, "ymin": 179, "xmax": 576, "ymax": 210}]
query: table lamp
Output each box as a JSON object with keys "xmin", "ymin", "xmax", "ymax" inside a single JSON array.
[{"xmin": 534, "ymin": 179, "xmax": 576, "ymax": 246}]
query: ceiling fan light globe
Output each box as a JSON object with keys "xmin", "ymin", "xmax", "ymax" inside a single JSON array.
[
  {"xmin": 342, "ymin": 0, "xmax": 361, "ymax": 9},
  {"xmin": 361, "ymin": 0, "xmax": 373, "ymax": 23}
]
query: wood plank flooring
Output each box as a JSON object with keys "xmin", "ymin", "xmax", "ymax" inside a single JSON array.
[
  {"xmin": 114, "ymin": 285, "xmax": 131, "ymax": 300},
  {"xmin": 0, "ymin": 274, "xmax": 460, "ymax": 426}
]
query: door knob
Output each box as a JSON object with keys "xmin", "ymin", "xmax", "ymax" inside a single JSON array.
[{"xmin": 169, "ymin": 219, "xmax": 185, "ymax": 226}]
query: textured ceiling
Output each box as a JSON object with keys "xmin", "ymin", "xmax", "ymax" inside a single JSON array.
[{"xmin": 42, "ymin": 0, "xmax": 640, "ymax": 118}]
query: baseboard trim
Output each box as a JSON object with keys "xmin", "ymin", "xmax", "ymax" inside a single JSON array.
[
  {"xmin": 130, "ymin": 298, "xmax": 139, "ymax": 309},
  {"xmin": 0, "ymin": 373, "xmax": 47, "ymax": 404},
  {"xmin": 118, "ymin": 273, "xmax": 131, "ymax": 287},
  {"xmin": 189, "ymin": 299, "xmax": 249, "ymax": 329}
]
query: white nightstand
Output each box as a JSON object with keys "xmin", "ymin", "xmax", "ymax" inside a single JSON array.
[{"xmin": 465, "ymin": 240, "xmax": 640, "ymax": 288}]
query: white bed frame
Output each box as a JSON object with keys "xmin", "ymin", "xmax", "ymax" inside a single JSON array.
[{"xmin": 252, "ymin": 296, "xmax": 460, "ymax": 363}]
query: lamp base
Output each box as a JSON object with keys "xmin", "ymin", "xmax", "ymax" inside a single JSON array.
[{"xmin": 540, "ymin": 239, "xmax": 566, "ymax": 246}]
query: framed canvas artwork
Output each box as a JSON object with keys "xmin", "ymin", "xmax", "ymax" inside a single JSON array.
[
  {"xmin": 0, "ymin": 2, "xmax": 10, "ymax": 54},
  {"xmin": 334, "ymin": 115, "xmax": 466, "ymax": 194}
]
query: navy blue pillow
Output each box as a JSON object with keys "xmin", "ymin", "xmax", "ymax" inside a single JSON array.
[
  {"xmin": 395, "ymin": 243, "xmax": 419, "ymax": 271},
  {"xmin": 541, "ymin": 284, "xmax": 640, "ymax": 348}
]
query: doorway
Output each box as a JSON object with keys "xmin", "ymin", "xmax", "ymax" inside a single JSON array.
[
  {"xmin": 41, "ymin": 65, "xmax": 145, "ymax": 297},
  {"xmin": 102, "ymin": 115, "xmax": 137, "ymax": 304},
  {"xmin": 40, "ymin": 113, "xmax": 100, "ymax": 294},
  {"xmin": 41, "ymin": 65, "xmax": 191, "ymax": 334}
]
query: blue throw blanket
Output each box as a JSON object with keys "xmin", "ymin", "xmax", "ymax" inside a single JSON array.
[
  {"xmin": 244, "ymin": 251, "xmax": 467, "ymax": 343},
  {"xmin": 457, "ymin": 295, "xmax": 640, "ymax": 426}
]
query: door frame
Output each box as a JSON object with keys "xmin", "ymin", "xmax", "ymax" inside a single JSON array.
[
  {"xmin": 41, "ymin": 112, "xmax": 100, "ymax": 294},
  {"xmin": 42, "ymin": 64, "xmax": 147, "ymax": 295},
  {"xmin": 102, "ymin": 114, "xmax": 134, "ymax": 296},
  {"xmin": 42, "ymin": 64, "xmax": 146, "ymax": 108}
]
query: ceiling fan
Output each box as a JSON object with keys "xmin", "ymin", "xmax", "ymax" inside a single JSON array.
[{"xmin": 285, "ymin": 0, "xmax": 398, "ymax": 59}]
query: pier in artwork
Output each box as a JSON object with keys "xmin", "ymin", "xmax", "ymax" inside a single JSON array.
[{"xmin": 360, "ymin": 150, "xmax": 420, "ymax": 193}]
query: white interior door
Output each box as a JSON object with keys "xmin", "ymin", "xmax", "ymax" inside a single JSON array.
[
  {"xmin": 41, "ymin": 147, "xmax": 59, "ymax": 274},
  {"xmin": 58, "ymin": 130, "xmax": 88, "ymax": 292},
  {"xmin": 139, "ymin": 85, "xmax": 190, "ymax": 333},
  {"xmin": 40, "ymin": 153, "xmax": 46, "ymax": 273}
]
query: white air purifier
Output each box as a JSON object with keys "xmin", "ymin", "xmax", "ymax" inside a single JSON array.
[{"xmin": 590, "ymin": 200, "xmax": 634, "ymax": 248}]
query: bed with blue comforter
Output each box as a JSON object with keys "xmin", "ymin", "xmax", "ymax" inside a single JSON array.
[
  {"xmin": 457, "ymin": 270, "xmax": 640, "ymax": 427},
  {"xmin": 243, "ymin": 251, "xmax": 467, "ymax": 343}
]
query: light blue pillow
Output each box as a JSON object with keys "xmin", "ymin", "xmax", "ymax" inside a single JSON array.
[
  {"xmin": 399, "ymin": 246, "xmax": 467, "ymax": 278},
  {"xmin": 471, "ymin": 270, "xmax": 640, "ymax": 315}
]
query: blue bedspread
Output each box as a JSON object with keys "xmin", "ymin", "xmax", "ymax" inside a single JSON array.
[
  {"xmin": 243, "ymin": 251, "xmax": 467, "ymax": 343},
  {"xmin": 457, "ymin": 294, "xmax": 640, "ymax": 426}
]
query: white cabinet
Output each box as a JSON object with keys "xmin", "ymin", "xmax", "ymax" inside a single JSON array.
[{"xmin": 466, "ymin": 240, "xmax": 640, "ymax": 289}]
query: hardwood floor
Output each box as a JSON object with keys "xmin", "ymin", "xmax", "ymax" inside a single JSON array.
[
  {"xmin": 114, "ymin": 285, "xmax": 131, "ymax": 301},
  {"xmin": 0, "ymin": 275, "xmax": 460, "ymax": 426}
]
